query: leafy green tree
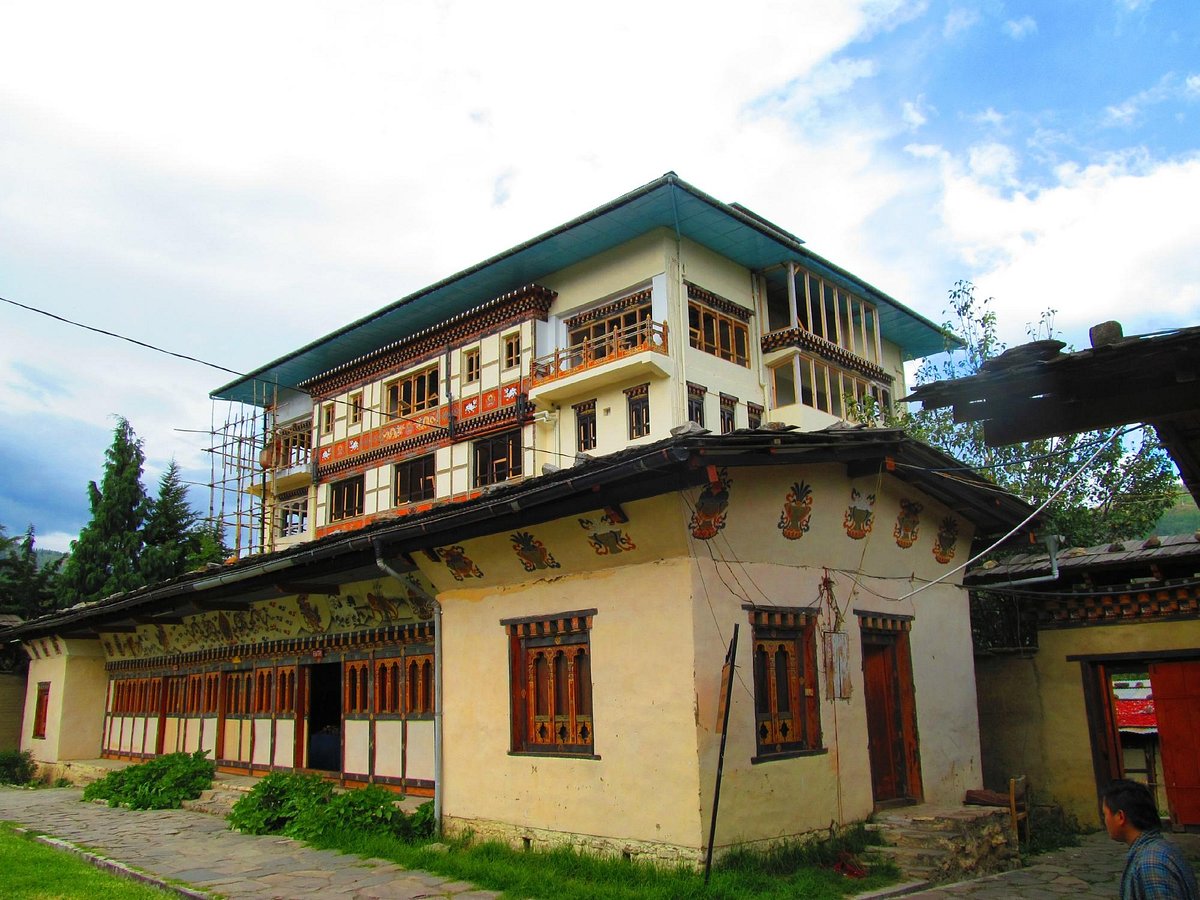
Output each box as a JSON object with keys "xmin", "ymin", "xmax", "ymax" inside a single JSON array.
[
  {"xmin": 57, "ymin": 417, "xmax": 149, "ymax": 604},
  {"xmin": 888, "ymin": 282, "xmax": 1178, "ymax": 549},
  {"xmin": 0, "ymin": 525, "xmax": 62, "ymax": 619}
]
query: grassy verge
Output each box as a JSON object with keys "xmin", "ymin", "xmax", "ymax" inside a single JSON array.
[
  {"xmin": 303, "ymin": 824, "xmax": 897, "ymax": 900},
  {"xmin": 0, "ymin": 823, "xmax": 174, "ymax": 899}
]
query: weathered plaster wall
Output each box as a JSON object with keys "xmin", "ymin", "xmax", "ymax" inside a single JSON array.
[
  {"xmin": 975, "ymin": 618, "xmax": 1200, "ymax": 826},
  {"xmin": 22, "ymin": 640, "xmax": 107, "ymax": 762},
  {"xmin": 686, "ymin": 463, "xmax": 981, "ymax": 845},
  {"xmin": 440, "ymin": 558, "xmax": 706, "ymax": 855}
]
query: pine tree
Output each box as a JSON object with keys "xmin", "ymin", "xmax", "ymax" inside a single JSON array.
[
  {"xmin": 0, "ymin": 525, "xmax": 61, "ymax": 619},
  {"xmin": 139, "ymin": 461, "xmax": 198, "ymax": 583},
  {"xmin": 57, "ymin": 417, "xmax": 149, "ymax": 603}
]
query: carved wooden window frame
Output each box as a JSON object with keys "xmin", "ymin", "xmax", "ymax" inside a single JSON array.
[
  {"xmin": 329, "ymin": 475, "xmax": 365, "ymax": 521},
  {"xmin": 395, "ymin": 454, "xmax": 436, "ymax": 505},
  {"xmin": 625, "ymin": 384, "xmax": 650, "ymax": 439},
  {"xmin": 463, "ymin": 347, "xmax": 481, "ymax": 385},
  {"xmin": 503, "ymin": 610, "xmax": 596, "ymax": 757},
  {"xmin": 719, "ymin": 394, "xmax": 737, "ymax": 434},
  {"xmin": 687, "ymin": 383, "xmax": 706, "ymax": 426},
  {"xmin": 385, "ymin": 365, "xmax": 440, "ymax": 420},
  {"xmin": 748, "ymin": 607, "xmax": 822, "ymax": 760},
  {"xmin": 473, "ymin": 429, "xmax": 522, "ymax": 487},
  {"xmin": 503, "ymin": 332, "xmax": 522, "ymax": 370},
  {"xmin": 688, "ymin": 300, "xmax": 750, "ymax": 367},
  {"xmin": 573, "ymin": 400, "xmax": 597, "ymax": 452}
]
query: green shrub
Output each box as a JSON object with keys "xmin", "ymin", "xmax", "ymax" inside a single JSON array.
[
  {"xmin": 227, "ymin": 773, "xmax": 434, "ymax": 844},
  {"xmin": 81, "ymin": 751, "xmax": 214, "ymax": 809},
  {"xmin": 288, "ymin": 785, "xmax": 405, "ymax": 841},
  {"xmin": 228, "ymin": 772, "xmax": 333, "ymax": 835},
  {"xmin": 0, "ymin": 750, "xmax": 36, "ymax": 785},
  {"xmin": 408, "ymin": 800, "xmax": 436, "ymax": 840}
]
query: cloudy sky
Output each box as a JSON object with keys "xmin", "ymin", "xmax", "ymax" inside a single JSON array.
[{"xmin": 1, "ymin": 0, "xmax": 1197, "ymax": 552}]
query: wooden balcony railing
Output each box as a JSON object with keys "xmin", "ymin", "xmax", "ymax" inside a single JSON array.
[{"xmin": 531, "ymin": 320, "xmax": 669, "ymax": 387}]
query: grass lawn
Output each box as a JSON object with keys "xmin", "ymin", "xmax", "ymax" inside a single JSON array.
[
  {"xmin": 0, "ymin": 823, "xmax": 173, "ymax": 899},
  {"xmin": 306, "ymin": 827, "xmax": 897, "ymax": 900}
]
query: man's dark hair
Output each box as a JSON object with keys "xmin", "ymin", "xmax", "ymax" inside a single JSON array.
[{"xmin": 1102, "ymin": 779, "xmax": 1161, "ymax": 831}]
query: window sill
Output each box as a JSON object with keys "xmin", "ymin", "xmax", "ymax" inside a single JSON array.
[
  {"xmin": 508, "ymin": 750, "xmax": 601, "ymax": 761},
  {"xmin": 751, "ymin": 747, "xmax": 828, "ymax": 765}
]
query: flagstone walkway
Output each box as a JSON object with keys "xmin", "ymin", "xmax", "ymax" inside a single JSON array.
[
  {"xmin": 0, "ymin": 786, "xmax": 497, "ymax": 899},
  {"xmin": 897, "ymin": 828, "xmax": 1200, "ymax": 898}
]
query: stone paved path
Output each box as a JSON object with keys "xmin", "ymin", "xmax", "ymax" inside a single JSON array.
[
  {"xmin": 902, "ymin": 829, "xmax": 1200, "ymax": 898},
  {"xmin": 0, "ymin": 786, "xmax": 497, "ymax": 899},
  {"xmin": 5, "ymin": 785, "xmax": 1200, "ymax": 899}
]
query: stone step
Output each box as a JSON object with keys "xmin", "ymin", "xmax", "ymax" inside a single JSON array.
[{"xmin": 182, "ymin": 782, "xmax": 254, "ymax": 817}]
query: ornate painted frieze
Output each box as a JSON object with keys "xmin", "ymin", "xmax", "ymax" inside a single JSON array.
[
  {"xmin": 778, "ymin": 480, "xmax": 814, "ymax": 540},
  {"xmin": 690, "ymin": 469, "xmax": 731, "ymax": 540},
  {"xmin": 933, "ymin": 517, "xmax": 959, "ymax": 564},
  {"xmin": 893, "ymin": 499, "xmax": 923, "ymax": 549},
  {"xmin": 511, "ymin": 531, "xmax": 560, "ymax": 572},
  {"xmin": 843, "ymin": 488, "xmax": 876, "ymax": 540},
  {"xmin": 439, "ymin": 545, "xmax": 484, "ymax": 581}
]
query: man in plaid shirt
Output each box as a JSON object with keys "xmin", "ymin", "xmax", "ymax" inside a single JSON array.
[{"xmin": 1103, "ymin": 779, "xmax": 1198, "ymax": 899}]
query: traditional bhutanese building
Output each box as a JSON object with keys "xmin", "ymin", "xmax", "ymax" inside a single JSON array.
[{"xmin": 5, "ymin": 174, "xmax": 1034, "ymax": 862}]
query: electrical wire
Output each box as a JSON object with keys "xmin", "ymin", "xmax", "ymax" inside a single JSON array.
[
  {"xmin": 2, "ymin": 293, "xmax": 453, "ymax": 434},
  {"xmin": 2, "ymin": 294, "xmax": 244, "ymax": 376},
  {"xmin": 898, "ymin": 428, "xmax": 1126, "ymax": 601}
]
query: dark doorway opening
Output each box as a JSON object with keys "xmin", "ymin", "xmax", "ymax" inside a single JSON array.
[{"xmin": 306, "ymin": 662, "xmax": 342, "ymax": 772}]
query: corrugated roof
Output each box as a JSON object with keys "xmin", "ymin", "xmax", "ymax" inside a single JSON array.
[{"xmin": 213, "ymin": 173, "xmax": 956, "ymax": 405}]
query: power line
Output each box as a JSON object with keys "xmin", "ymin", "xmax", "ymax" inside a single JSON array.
[
  {"xmin": 2, "ymin": 292, "xmax": 453, "ymax": 435},
  {"xmin": 1, "ymin": 294, "xmax": 245, "ymax": 377}
]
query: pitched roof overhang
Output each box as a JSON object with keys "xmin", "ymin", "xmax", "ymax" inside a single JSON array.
[
  {"xmin": 212, "ymin": 173, "xmax": 956, "ymax": 405},
  {"xmin": 965, "ymin": 533, "xmax": 1200, "ymax": 587},
  {"xmin": 904, "ymin": 326, "xmax": 1200, "ymax": 507},
  {"xmin": 3, "ymin": 428, "xmax": 1032, "ymax": 644}
]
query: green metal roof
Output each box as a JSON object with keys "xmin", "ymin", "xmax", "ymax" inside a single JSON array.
[{"xmin": 213, "ymin": 173, "xmax": 958, "ymax": 405}]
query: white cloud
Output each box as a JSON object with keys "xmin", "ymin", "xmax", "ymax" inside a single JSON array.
[
  {"xmin": 971, "ymin": 107, "xmax": 1007, "ymax": 128},
  {"xmin": 1002, "ymin": 16, "xmax": 1037, "ymax": 39},
  {"xmin": 932, "ymin": 150, "xmax": 1200, "ymax": 343},
  {"xmin": 1102, "ymin": 73, "xmax": 1189, "ymax": 127},
  {"xmin": 902, "ymin": 97, "xmax": 931, "ymax": 129},
  {"xmin": 943, "ymin": 7, "xmax": 981, "ymax": 38},
  {"xmin": 966, "ymin": 142, "xmax": 1021, "ymax": 186}
]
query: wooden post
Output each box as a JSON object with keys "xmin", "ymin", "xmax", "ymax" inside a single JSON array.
[{"xmin": 704, "ymin": 624, "xmax": 739, "ymax": 885}]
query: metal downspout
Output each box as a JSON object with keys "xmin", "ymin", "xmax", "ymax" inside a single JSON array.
[
  {"xmin": 374, "ymin": 544, "xmax": 443, "ymax": 834},
  {"xmin": 1002, "ymin": 534, "xmax": 1062, "ymax": 587}
]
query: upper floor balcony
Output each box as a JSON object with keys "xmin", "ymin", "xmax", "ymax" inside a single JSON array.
[
  {"xmin": 528, "ymin": 319, "xmax": 673, "ymax": 407},
  {"xmin": 248, "ymin": 426, "xmax": 313, "ymax": 496}
]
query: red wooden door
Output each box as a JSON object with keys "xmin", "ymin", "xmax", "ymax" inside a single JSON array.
[
  {"xmin": 864, "ymin": 640, "xmax": 903, "ymax": 801},
  {"xmin": 1149, "ymin": 661, "xmax": 1200, "ymax": 825}
]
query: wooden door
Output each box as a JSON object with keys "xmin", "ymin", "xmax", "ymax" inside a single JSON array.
[
  {"xmin": 864, "ymin": 639, "xmax": 903, "ymax": 801},
  {"xmin": 1149, "ymin": 661, "xmax": 1200, "ymax": 826}
]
